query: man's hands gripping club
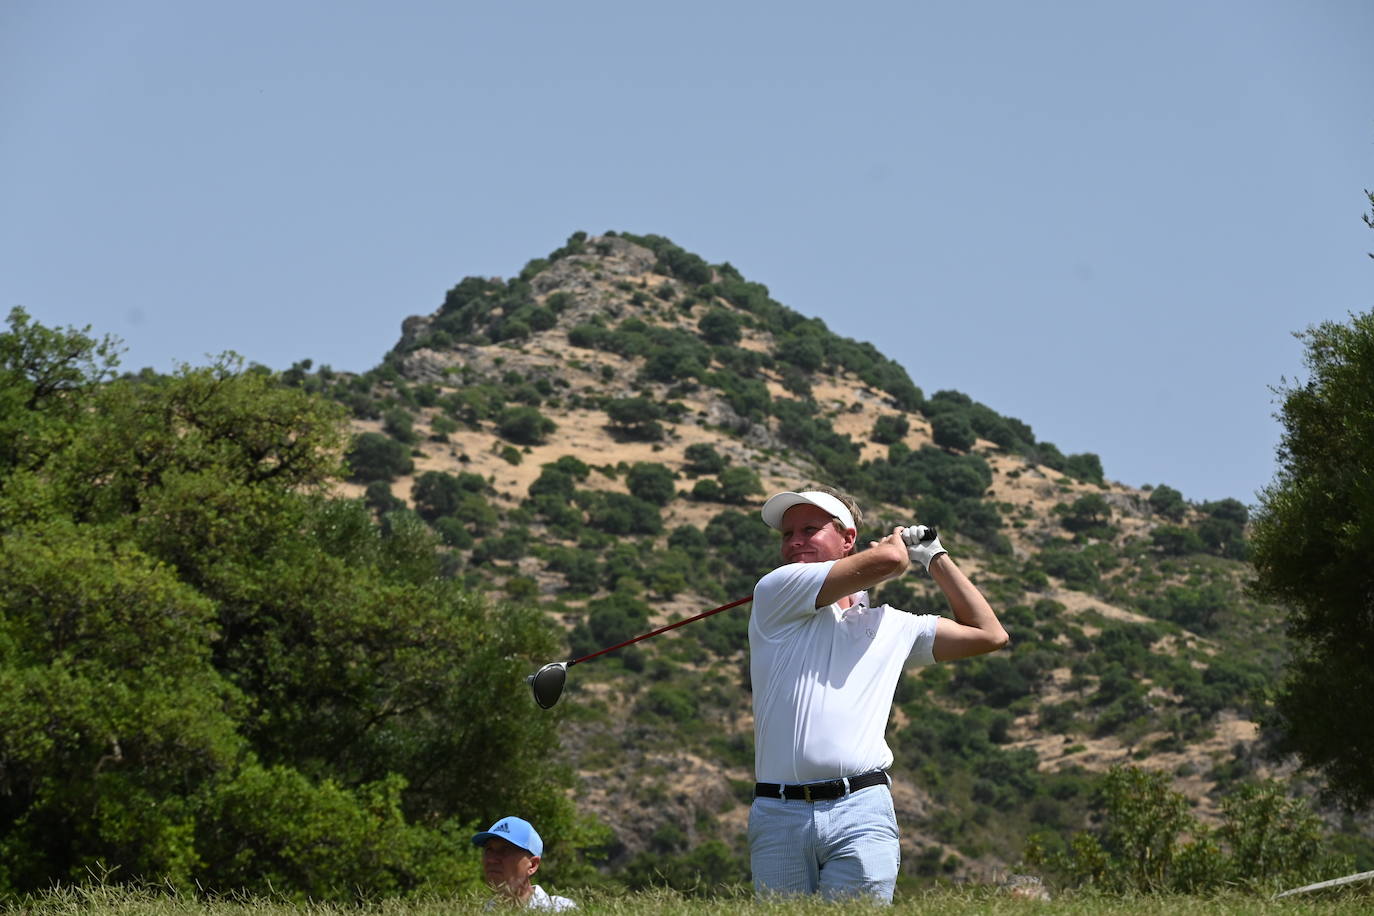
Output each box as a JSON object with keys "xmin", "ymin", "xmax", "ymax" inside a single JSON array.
[{"xmin": 901, "ymin": 525, "xmax": 947, "ymax": 572}]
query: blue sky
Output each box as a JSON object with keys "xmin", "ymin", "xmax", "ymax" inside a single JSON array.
[{"xmin": 4, "ymin": 1, "xmax": 1370, "ymax": 506}]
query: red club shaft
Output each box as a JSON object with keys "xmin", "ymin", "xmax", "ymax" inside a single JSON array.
[{"xmin": 568, "ymin": 595, "xmax": 754, "ymax": 667}]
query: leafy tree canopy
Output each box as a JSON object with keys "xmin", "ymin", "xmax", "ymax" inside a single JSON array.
[
  {"xmin": 1251, "ymin": 297, "xmax": 1374, "ymax": 809},
  {"xmin": 0, "ymin": 311, "xmax": 582, "ymax": 898}
]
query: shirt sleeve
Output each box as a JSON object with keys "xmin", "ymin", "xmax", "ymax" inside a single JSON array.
[
  {"xmin": 752, "ymin": 561, "xmax": 835, "ymax": 637},
  {"xmin": 905, "ymin": 612, "xmax": 940, "ymax": 667}
]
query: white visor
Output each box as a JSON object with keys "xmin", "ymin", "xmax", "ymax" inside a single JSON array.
[{"xmin": 761, "ymin": 490, "xmax": 856, "ymax": 532}]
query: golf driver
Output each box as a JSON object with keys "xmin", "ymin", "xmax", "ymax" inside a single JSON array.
[
  {"xmin": 528, "ymin": 595, "xmax": 753, "ymax": 708},
  {"xmin": 526, "ymin": 525, "xmax": 940, "ymax": 708}
]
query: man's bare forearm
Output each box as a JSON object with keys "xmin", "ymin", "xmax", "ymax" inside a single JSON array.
[{"xmin": 930, "ymin": 554, "xmax": 1008, "ymax": 645}]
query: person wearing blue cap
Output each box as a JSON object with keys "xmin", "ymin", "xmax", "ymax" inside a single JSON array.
[
  {"xmin": 748, "ymin": 487, "xmax": 1009, "ymax": 902},
  {"xmin": 471, "ymin": 816, "xmax": 577, "ymax": 910}
]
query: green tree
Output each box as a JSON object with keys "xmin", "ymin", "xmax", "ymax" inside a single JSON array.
[
  {"xmin": 1026, "ymin": 767, "xmax": 1330, "ymax": 893},
  {"xmin": 683, "ymin": 443, "xmax": 728, "ymax": 476},
  {"xmin": 931, "ymin": 411, "xmax": 976, "ymax": 452},
  {"xmin": 1064, "ymin": 452, "xmax": 1105, "ymax": 485},
  {"xmin": 1058, "ymin": 493, "xmax": 1114, "ymax": 536},
  {"xmin": 1150, "ymin": 524, "xmax": 1204, "ymax": 556},
  {"xmin": 0, "ymin": 316, "xmax": 583, "ymax": 898},
  {"xmin": 382, "ymin": 407, "xmax": 417, "ymax": 444},
  {"xmin": 1251, "ymin": 298, "xmax": 1374, "ymax": 808},
  {"xmin": 347, "ymin": 432, "xmax": 415, "ymax": 482},
  {"xmin": 626, "ymin": 461, "xmax": 677, "ymax": 506},
  {"xmin": 411, "ymin": 470, "xmax": 466, "ymax": 521},
  {"xmin": 1147, "ymin": 484, "xmax": 1187, "ymax": 521},
  {"xmin": 871, "ymin": 414, "xmax": 909, "ymax": 445},
  {"xmin": 497, "ymin": 405, "xmax": 556, "ymax": 445},
  {"xmin": 718, "ymin": 466, "xmax": 762, "ymax": 504},
  {"xmin": 1198, "ymin": 497, "xmax": 1249, "ymax": 559},
  {"xmin": 697, "ymin": 307, "xmax": 742, "ymax": 346},
  {"xmin": 604, "ymin": 396, "xmax": 666, "ymax": 441}
]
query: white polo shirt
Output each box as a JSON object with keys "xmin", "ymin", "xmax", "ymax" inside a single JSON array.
[
  {"xmin": 750, "ymin": 560, "xmax": 938, "ymax": 784},
  {"xmin": 485, "ymin": 885, "xmax": 576, "ymax": 910}
]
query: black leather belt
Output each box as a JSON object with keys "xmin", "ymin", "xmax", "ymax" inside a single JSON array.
[{"xmin": 754, "ymin": 769, "xmax": 890, "ymax": 802}]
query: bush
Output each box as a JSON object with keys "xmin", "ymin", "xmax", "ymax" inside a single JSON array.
[
  {"xmin": 1058, "ymin": 494, "xmax": 1115, "ymax": 537},
  {"xmin": 691, "ymin": 478, "xmax": 723, "ymax": 501},
  {"xmin": 871, "ymin": 414, "xmax": 909, "ymax": 445},
  {"xmin": 776, "ymin": 333, "xmax": 824, "ymax": 371},
  {"xmin": 364, "ymin": 480, "xmax": 405, "ymax": 515},
  {"xmin": 605, "ymin": 396, "xmax": 666, "ymax": 441},
  {"xmin": 582, "ymin": 492, "xmax": 663, "ymax": 535},
  {"xmin": 432, "ymin": 516, "xmax": 474, "ymax": 549},
  {"xmin": 626, "ymin": 462, "xmax": 677, "ymax": 506},
  {"xmin": 382, "ymin": 408, "xmax": 417, "ymax": 444},
  {"xmin": 683, "ymin": 443, "xmax": 728, "ymax": 476},
  {"xmin": 1065, "ymin": 452, "xmax": 1105, "ymax": 485},
  {"xmin": 931, "ymin": 412, "xmax": 976, "ymax": 452},
  {"xmin": 497, "ymin": 406, "xmax": 555, "ymax": 445},
  {"xmin": 346, "ymin": 433, "xmax": 414, "ymax": 483},
  {"xmin": 1148, "ymin": 484, "xmax": 1188, "ymax": 521},
  {"xmin": 411, "ymin": 471, "xmax": 467, "ymax": 521},
  {"xmin": 1026, "ymin": 767, "xmax": 1331, "ymax": 894},
  {"xmin": 718, "ymin": 466, "xmax": 762, "ymax": 504},
  {"xmin": 698, "ymin": 307, "xmax": 742, "ymax": 346},
  {"xmin": 585, "ymin": 593, "xmax": 651, "ymax": 646},
  {"xmin": 1035, "ymin": 547, "xmax": 1098, "ymax": 589},
  {"xmin": 1151, "ymin": 525, "xmax": 1204, "ymax": 556}
]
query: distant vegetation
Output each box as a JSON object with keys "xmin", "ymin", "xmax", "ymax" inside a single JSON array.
[{"xmin": 4, "ymin": 217, "xmax": 1373, "ymax": 901}]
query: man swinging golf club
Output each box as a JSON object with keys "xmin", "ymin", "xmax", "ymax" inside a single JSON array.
[{"xmin": 748, "ymin": 487, "xmax": 1009, "ymax": 902}]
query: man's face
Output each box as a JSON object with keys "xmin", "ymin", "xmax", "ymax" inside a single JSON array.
[
  {"xmin": 780, "ymin": 503, "xmax": 854, "ymax": 564},
  {"xmin": 481, "ymin": 836, "xmax": 539, "ymax": 893}
]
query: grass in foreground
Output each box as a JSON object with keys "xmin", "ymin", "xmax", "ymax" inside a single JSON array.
[{"xmin": 6, "ymin": 884, "xmax": 1374, "ymax": 916}]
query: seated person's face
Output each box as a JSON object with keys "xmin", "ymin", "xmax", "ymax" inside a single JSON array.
[{"xmin": 482, "ymin": 836, "xmax": 539, "ymax": 892}]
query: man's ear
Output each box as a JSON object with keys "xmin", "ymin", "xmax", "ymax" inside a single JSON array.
[
  {"xmin": 842, "ymin": 526, "xmax": 858, "ymax": 554},
  {"xmin": 527, "ymin": 855, "xmax": 541, "ymax": 877}
]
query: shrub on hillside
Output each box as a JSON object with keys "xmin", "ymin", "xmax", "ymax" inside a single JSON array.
[
  {"xmin": 931, "ymin": 411, "xmax": 977, "ymax": 452},
  {"xmin": 495, "ymin": 406, "xmax": 555, "ymax": 445},
  {"xmin": 697, "ymin": 307, "xmax": 742, "ymax": 346},
  {"xmin": 627, "ymin": 462, "xmax": 677, "ymax": 506},
  {"xmin": 382, "ymin": 408, "xmax": 417, "ymax": 445},
  {"xmin": 580, "ymin": 491, "xmax": 663, "ymax": 536},
  {"xmin": 683, "ymin": 443, "xmax": 728, "ymax": 476},
  {"xmin": 871, "ymin": 414, "xmax": 909, "ymax": 445},
  {"xmin": 605, "ymin": 396, "xmax": 666, "ymax": 441},
  {"xmin": 691, "ymin": 478, "xmax": 723, "ymax": 502},
  {"xmin": 1025, "ymin": 766, "xmax": 1328, "ymax": 894},
  {"xmin": 1065, "ymin": 451, "xmax": 1105, "ymax": 485},
  {"xmin": 1057, "ymin": 494, "xmax": 1115, "ymax": 538},
  {"xmin": 1148, "ymin": 484, "xmax": 1188, "ymax": 520},
  {"xmin": 364, "ymin": 480, "xmax": 406, "ymax": 515},
  {"xmin": 346, "ymin": 432, "xmax": 414, "ymax": 483},
  {"xmin": 718, "ymin": 466, "xmax": 763, "ymax": 504}
]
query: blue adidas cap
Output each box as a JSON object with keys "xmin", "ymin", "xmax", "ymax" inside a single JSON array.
[{"xmin": 471, "ymin": 816, "xmax": 543, "ymax": 857}]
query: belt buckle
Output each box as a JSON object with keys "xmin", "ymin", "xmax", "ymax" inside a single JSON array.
[{"xmin": 802, "ymin": 783, "xmax": 813, "ymax": 803}]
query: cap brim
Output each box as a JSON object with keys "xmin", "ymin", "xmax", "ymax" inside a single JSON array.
[
  {"xmin": 761, "ymin": 492, "xmax": 811, "ymax": 530},
  {"xmin": 761, "ymin": 491, "xmax": 855, "ymax": 532}
]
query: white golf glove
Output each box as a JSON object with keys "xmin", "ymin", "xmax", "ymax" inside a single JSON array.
[{"xmin": 901, "ymin": 525, "xmax": 947, "ymax": 571}]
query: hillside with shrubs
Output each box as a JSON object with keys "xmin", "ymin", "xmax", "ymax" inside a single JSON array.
[{"xmin": 274, "ymin": 230, "xmax": 1372, "ymax": 889}]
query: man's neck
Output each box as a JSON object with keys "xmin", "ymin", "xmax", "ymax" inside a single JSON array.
[{"xmin": 496, "ymin": 881, "xmax": 534, "ymax": 906}]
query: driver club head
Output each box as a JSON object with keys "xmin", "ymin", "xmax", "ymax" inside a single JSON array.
[{"xmin": 528, "ymin": 662, "xmax": 568, "ymax": 709}]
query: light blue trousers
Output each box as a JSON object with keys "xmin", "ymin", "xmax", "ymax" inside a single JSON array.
[{"xmin": 748, "ymin": 784, "xmax": 900, "ymax": 902}]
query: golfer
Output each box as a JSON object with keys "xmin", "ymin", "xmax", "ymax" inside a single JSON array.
[
  {"xmin": 748, "ymin": 487, "xmax": 1009, "ymax": 902},
  {"xmin": 471, "ymin": 816, "xmax": 577, "ymax": 910}
]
